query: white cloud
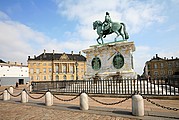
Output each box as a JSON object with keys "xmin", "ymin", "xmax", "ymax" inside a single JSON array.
[
  {"xmin": 0, "ymin": 11, "xmax": 93, "ymax": 64},
  {"xmin": 0, "ymin": 20, "xmax": 45, "ymax": 63},
  {"xmin": 56, "ymin": 0, "xmax": 165, "ymax": 36}
]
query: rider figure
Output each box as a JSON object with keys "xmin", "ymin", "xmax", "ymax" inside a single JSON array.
[{"xmin": 101, "ymin": 12, "xmax": 112, "ymax": 34}]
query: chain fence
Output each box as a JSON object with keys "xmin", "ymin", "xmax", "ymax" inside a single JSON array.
[
  {"xmin": 25, "ymin": 89, "xmax": 46, "ymax": 99},
  {"xmin": 52, "ymin": 93, "xmax": 81, "ymax": 102},
  {"xmin": 6, "ymin": 89, "xmax": 22, "ymax": 97},
  {"xmin": 88, "ymin": 95, "xmax": 132, "ymax": 105},
  {"xmin": 1, "ymin": 87, "xmax": 179, "ymax": 111},
  {"xmin": 142, "ymin": 95, "xmax": 179, "ymax": 111}
]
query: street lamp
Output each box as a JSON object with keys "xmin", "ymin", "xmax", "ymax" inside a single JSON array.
[{"xmin": 75, "ymin": 61, "xmax": 78, "ymax": 80}]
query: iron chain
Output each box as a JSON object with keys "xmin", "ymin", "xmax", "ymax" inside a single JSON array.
[
  {"xmin": 142, "ymin": 95, "xmax": 179, "ymax": 111},
  {"xmin": 88, "ymin": 95, "xmax": 132, "ymax": 105},
  {"xmin": 52, "ymin": 93, "xmax": 81, "ymax": 102},
  {"xmin": 6, "ymin": 89, "xmax": 22, "ymax": 97},
  {"xmin": 25, "ymin": 90, "xmax": 46, "ymax": 99},
  {"xmin": 0, "ymin": 92, "xmax": 3, "ymax": 96}
]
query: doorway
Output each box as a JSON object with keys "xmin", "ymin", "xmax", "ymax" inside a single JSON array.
[{"xmin": 18, "ymin": 79, "xmax": 24, "ymax": 85}]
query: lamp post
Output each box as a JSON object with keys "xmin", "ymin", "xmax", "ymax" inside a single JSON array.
[{"xmin": 75, "ymin": 61, "xmax": 78, "ymax": 80}]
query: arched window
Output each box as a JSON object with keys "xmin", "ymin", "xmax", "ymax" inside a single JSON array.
[
  {"xmin": 63, "ymin": 75, "xmax": 67, "ymax": 80},
  {"xmin": 56, "ymin": 75, "xmax": 59, "ymax": 81},
  {"xmin": 71, "ymin": 75, "xmax": 74, "ymax": 80}
]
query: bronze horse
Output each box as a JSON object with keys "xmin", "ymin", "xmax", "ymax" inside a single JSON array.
[{"xmin": 93, "ymin": 20, "xmax": 129, "ymax": 44}]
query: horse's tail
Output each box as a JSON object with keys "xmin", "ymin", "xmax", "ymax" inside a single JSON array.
[{"xmin": 121, "ymin": 23, "xmax": 129, "ymax": 39}]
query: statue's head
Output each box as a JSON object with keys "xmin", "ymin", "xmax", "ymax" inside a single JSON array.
[{"xmin": 106, "ymin": 12, "xmax": 109, "ymax": 15}]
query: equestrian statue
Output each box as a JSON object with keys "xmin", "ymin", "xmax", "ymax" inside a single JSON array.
[{"xmin": 93, "ymin": 12, "xmax": 129, "ymax": 44}]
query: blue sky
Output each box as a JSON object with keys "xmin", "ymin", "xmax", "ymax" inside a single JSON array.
[{"xmin": 0, "ymin": 0, "xmax": 179, "ymax": 75}]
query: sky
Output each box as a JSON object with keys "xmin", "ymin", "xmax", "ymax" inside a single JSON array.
[{"xmin": 0, "ymin": 0, "xmax": 179, "ymax": 75}]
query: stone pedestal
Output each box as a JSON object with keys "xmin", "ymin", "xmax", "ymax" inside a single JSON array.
[{"xmin": 82, "ymin": 41, "xmax": 137, "ymax": 79}]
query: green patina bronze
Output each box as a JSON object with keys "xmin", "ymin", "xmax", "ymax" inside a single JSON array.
[
  {"xmin": 113, "ymin": 53, "xmax": 124, "ymax": 69},
  {"xmin": 93, "ymin": 12, "xmax": 129, "ymax": 44},
  {"xmin": 90, "ymin": 39, "xmax": 127, "ymax": 48},
  {"xmin": 91, "ymin": 57, "xmax": 101, "ymax": 70}
]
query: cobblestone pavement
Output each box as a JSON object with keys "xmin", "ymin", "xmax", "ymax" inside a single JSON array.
[{"xmin": 0, "ymin": 101, "xmax": 134, "ymax": 120}]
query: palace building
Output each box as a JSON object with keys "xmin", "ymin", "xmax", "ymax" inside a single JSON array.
[
  {"xmin": 27, "ymin": 50, "xmax": 86, "ymax": 82},
  {"xmin": 0, "ymin": 59, "xmax": 29, "ymax": 86},
  {"xmin": 144, "ymin": 54, "xmax": 179, "ymax": 78}
]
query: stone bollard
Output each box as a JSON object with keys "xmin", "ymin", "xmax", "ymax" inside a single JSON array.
[
  {"xmin": 132, "ymin": 94, "xmax": 144, "ymax": 116},
  {"xmin": 80, "ymin": 93, "xmax": 89, "ymax": 110},
  {"xmin": 7, "ymin": 87, "xmax": 13, "ymax": 100},
  {"xmin": 9, "ymin": 86, "xmax": 14, "ymax": 94},
  {"xmin": 3, "ymin": 90, "xmax": 9, "ymax": 101},
  {"xmin": 21, "ymin": 90, "xmax": 28, "ymax": 103},
  {"xmin": 45, "ymin": 91, "xmax": 53, "ymax": 106},
  {"xmin": 29, "ymin": 85, "xmax": 32, "ymax": 92}
]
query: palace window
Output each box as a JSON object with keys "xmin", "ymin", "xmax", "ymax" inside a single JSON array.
[
  {"xmin": 154, "ymin": 63, "xmax": 157, "ymax": 69},
  {"xmin": 147, "ymin": 64, "xmax": 150, "ymax": 69},
  {"xmin": 30, "ymin": 69, "xmax": 34, "ymax": 74},
  {"xmin": 69, "ymin": 65, "xmax": 74, "ymax": 73},
  {"xmin": 44, "ymin": 76, "xmax": 46, "ymax": 80},
  {"xmin": 160, "ymin": 63, "xmax": 164, "ymax": 68},
  {"xmin": 63, "ymin": 64, "xmax": 67, "ymax": 73},
  {"xmin": 56, "ymin": 75, "xmax": 59, "ymax": 81},
  {"xmin": 36, "ymin": 68, "xmax": 40, "ymax": 74},
  {"xmin": 63, "ymin": 75, "xmax": 67, "ymax": 80},
  {"xmin": 48, "ymin": 68, "xmax": 52, "ymax": 73},
  {"xmin": 154, "ymin": 71, "xmax": 158, "ymax": 76},
  {"xmin": 168, "ymin": 62, "xmax": 172, "ymax": 68},
  {"xmin": 71, "ymin": 75, "xmax": 74, "ymax": 80},
  {"xmin": 168, "ymin": 70, "xmax": 172, "ymax": 75},
  {"xmin": 43, "ymin": 68, "xmax": 46, "ymax": 73},
  {"xmin": 37, "ymin": 76, "xmax": 40, "ymax": 80},
  {"xmin": 55, "ymin": 64, "xmax": 59, "ymax": 73}
]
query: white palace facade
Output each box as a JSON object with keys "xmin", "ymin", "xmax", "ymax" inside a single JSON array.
[{"xmin": 0, "ymin": 59, "xmax": 29, "ymax": 86}]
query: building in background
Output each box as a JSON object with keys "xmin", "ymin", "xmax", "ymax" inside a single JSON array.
[
  {"xmin": 0, "ymin": 59, "xmax": 29, "ymax": 86},
  {"xmin": 143, "ymin": 54, "xmax": 179, "ymax": 78},
  {"xmin": 27, "ymin": 50, "xmax": 86, "ymax": 82}
]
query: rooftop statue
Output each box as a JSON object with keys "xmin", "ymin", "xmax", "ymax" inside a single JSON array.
[{"xmin": 93, "ymin": 12, "xmax": 129, "ymax": 44}]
